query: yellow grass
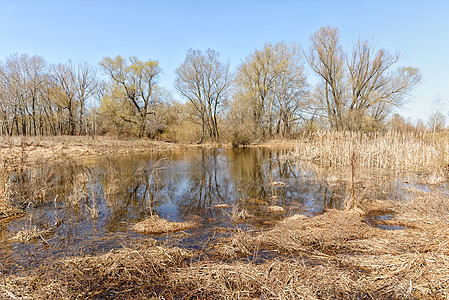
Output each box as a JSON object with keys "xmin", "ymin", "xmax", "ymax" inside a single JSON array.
[
  {"xmin": 0, "ymin": 156, "xmax": 23, "ymax": 219},
  {"xmin": 9, "ymin": 226, "xmax": 54, "ymax": 243},
  {"xmin": 289, "ymin": 130, "xmax": 449, "ymax": 173},
  {"xmin": 131, "ymin": 215, "xmax": 197, "ymax": 234},
  {"xmin": 3, "ymin": 189, "xmax": 449, "ymax": 299},
  {"xmin": 0, "ymin": 136, "xmax": 184, "ymax": 165},
  {"xmin": 1, "ymin": 133, "xmax": 449, "ymax": 299}
]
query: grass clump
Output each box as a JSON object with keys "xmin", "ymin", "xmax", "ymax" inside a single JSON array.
[
  {"xmin": 4, "ymin": 192, "xmax": 449, "ymax": 299},
  {"xmin": 131, "ymin": 215, "xmax": 197, "ymax": 234},
  {"xmin": 9, "ymin": 225, "xmax": 53, "ymax": 243},
  {"xmin": 3, "ymin": 243, "xmax": 194, "ymax": 299}
]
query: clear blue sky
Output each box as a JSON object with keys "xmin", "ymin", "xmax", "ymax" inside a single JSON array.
[{"xmin": 1, "ymin": 0, "xmax": 448, "ymax": 122}]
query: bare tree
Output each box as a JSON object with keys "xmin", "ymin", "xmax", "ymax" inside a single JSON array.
[
  {"xmin": 51, "ymin": 62, "xmax": 78, "ymax": 135},
  {"xmin": 22, "ymin": 55, "xmax": 47, "ymax": 135},
  {"xmin": 100, "ymin": 56, "xmax": 161, "ymax": 138},
  {"xmin": 0, "ymin": 54, "xmax": 30, "ymax": 135},
  {"xmin": 75, "ymin": 62, "xmax": 98, "ymax": 135},
  {"xmin": 175, "ymin": 49, "xmax": 232, "ymax": 142},
  {"xmin": 427, "ymin": 97, "xmax": 447, "ymax": 132},
  {"xmin": 348, "ymin": 39, "xmax": 421, "ymax": 126},
  {"xmin": 236, "ymin": 42, "xmax": 308, "ymax": 138},
  {"xmin": 307, "ymin": 26, "xmax": 346, "ymax": 130},
  {"xmin": 237, "ymin": 43, "xmax": 281, "ymax": 137},
  {"xmin": 307, "ymin": 26, "xmax": 421, "ymax": 131},
  {"xmin": 272, "ymin": 43, "xmax": 309, "ymax": 137}
]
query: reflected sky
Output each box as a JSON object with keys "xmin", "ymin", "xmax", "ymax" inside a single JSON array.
[{"xmin": 0, "ymin": 147, "xmax": 422, "ymax": 274}]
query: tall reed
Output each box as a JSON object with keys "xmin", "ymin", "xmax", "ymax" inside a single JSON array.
[
  {"xmin": 0, "ymin": 157, "xmax": 11, "ymax": 213},
  {"xmin": 291, "ymin": 130, "xmax": 449, "ymax": 173}
]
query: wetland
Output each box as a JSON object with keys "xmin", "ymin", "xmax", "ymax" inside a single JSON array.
[{"xmin": 1, "ymin": 136, "xmax": 449, "ymax": 299}]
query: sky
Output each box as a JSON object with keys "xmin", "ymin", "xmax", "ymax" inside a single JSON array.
[{"xmin": 1, "ymin": 0, "xmax": 448, "ymax": 122}]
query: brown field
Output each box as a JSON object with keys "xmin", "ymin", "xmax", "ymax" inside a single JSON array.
[{"xmin": 0, "ymin": 136, "xmax": 183, "ymax": 164}]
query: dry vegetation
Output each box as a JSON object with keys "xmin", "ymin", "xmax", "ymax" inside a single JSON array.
[
  {"xmin": 0, "ymin": 156, "xmax": 23, "ymax": 220},
  {"xmin": 1, "ymin": 132, "xmax": 449, "ymax": 299},
  {"xmin": 2, "ymin": 187, "xmax": 449, "ymax": 299},
  {"xmin": 131, "ymin": 215, "xmax": 197, "ymax": 234},
  {"xmin": 290, "ymin": 130, "xmax": 449, "ymax": 173},
  {"xmin": 9, "ymin": 225, "xmax": 53, "ymax": 243},
  {"xmin": 0, "ymin": 136, "xmax": 185, "ymax": 165}
]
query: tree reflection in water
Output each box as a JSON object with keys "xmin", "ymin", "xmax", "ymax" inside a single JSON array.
[{"xmin": 1, "ymin": 147, "xmax": 410, "ymax": 273}]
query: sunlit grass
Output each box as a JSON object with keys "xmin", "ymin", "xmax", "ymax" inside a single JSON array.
[{"xmin": 291, "ymin": 130, "xmax": 449, "ymax": 173}]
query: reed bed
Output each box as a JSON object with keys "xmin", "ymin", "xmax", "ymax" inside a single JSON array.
[
  {"xmin": 0, "ymin": 156, "xmax": 23, "ymax": 219},
  {"xmin": 0, "ymin": 158, "xmax": 12, "ymax": 217},
  {"xmin": 4, "ymin": 186, "xmax": 448, "ymax": 299},
  {"xmin": 290, "ymin": 130, "xmax": 449, "ymax": 173},
  {"xmin": 3, "ymin": 210, "xmax": 449, "ymax": 299}
]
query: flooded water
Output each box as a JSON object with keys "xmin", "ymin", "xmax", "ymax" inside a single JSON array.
[{"xmin": 0, "ymin": 147, "xmax": 439, "ymax": 274}]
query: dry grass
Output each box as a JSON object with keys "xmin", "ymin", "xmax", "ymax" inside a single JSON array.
[
  {"xmin": 1, "ymin": 242, "xmax": 195, "ymax": 299},
  {"xmin": 9, "ymin": 225, "xmax": 54, "ymax": 243},
  {"xmin": 0, "ymin": 156, "xmax": 23, "ymax": 219},
  {"xmin": 212, "ymin": 209, "xmax": 383, "ymax": 260},
  {"xmin": 289, "ymin": 130, "xmax": 449, "ymax": 173},
  {"xmin": 4, "ymin": 191, "xmax": 449, "ymax": 299},
  {"xmin": 396, "ymin": 187, "xmax": 449, "ymax": 223},
  {"xmin": 208, "ymin": 191, "xmax": 449, "ymax": 299},
  {"xmin": 0, "ymin": 136, "xmax": 184, "ymax": 165},
  {"xmin": 228, "ymin": 206, "xmax": 253, "ymax": 222},
  {"xmin": 2, "ymin": 134, "xmax": 449, "ymax": 299},
  {"xmin": 267, "ymin": 205, "xmax": 285, "ymax": 213},
  {"xmin": 0, "ymin": 136, "xmax": 232, "ymax": 166},
  {"xmin": 131, "ymin": 215, "xmax": 197, "ymax": 234}
]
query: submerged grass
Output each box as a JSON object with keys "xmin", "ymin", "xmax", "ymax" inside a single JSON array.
[
  {"xmin": 2, "ymin": 133, "xmax": 449, "ymax": 299},
  {"xmin": 3, "ymin": 187, "xmax": 449, "ymax": 299}
]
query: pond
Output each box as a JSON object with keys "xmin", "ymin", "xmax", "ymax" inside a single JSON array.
[{"xmin": 0, "ymin": 147, "xmax": 430, "ymax": 274}]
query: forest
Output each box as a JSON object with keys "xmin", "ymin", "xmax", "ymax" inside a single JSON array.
[{"xmin": 0, "ymin": 26, "xmax": 432, "ymax": 145}]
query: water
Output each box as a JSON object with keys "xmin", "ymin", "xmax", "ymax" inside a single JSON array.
[{"xmin": 0, "ymin": 147, "xmax": 437, "ymax": 274}]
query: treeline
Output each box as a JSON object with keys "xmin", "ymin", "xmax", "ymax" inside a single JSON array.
[{"xmin": 0, "ymin": 26, "xmax": 432, "ymax": 143}]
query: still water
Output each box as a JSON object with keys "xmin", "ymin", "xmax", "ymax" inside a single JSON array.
[{"xmin": 0, "ymin": 147, "xmax": 414, "ymax": 273}]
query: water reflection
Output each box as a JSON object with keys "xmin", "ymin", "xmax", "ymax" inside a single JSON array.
[{"xmin": 1, "ymin": 147, "xmax": 422, "ymax": 273}]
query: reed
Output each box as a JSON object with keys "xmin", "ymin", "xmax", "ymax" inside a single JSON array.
[
  {"xmin": 4, "ymin": 196, "xmax": 449, "ymax": 299},
  {"xmin": 0, "ymin": 158, "xmax": 11, "ymax": 213},
  {"xmin": 290, "ymin": 130, "xmax": 449, "ymax": 174},
  {"xmin": 0, "ymin": 155, "xmax": 23, "ymax": 219}
]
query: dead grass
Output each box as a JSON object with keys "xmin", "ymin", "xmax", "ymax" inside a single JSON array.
[
  {"xmin": 9, "ymin": 225, "xmax": 54, "ymax": 243},
  {"xmin": 289, "ymin": 130, "xmax": 449, "ymax": 173},
  {"xmin": 0, "ymin": 156, "xmax": 24, "ymax": 220},
  {"xmin": 212, "ymin": 210, "xmax": 383, "ymax": 260},
  {"xmin": 2, "ymin": 135, "xmax": 449, "ymax": 299},
  {"xmin": 1, "ymin": 242, "xmax": 195, "ymax": 299},
  {"xmin": 4, "ymin": 192, "xmax": 449, "ymax": 299},
  {"xmin": 0, "ymin": 136, "xmax": 184, "ymax": 165},
  {"xmin": 131, "ymin": 215, "xmax": 197, "ymax": 234}
]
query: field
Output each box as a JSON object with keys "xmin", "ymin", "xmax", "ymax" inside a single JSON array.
[{"xmin": 1, "ymin": 132, "xmax": 449, "ymax": 299}]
